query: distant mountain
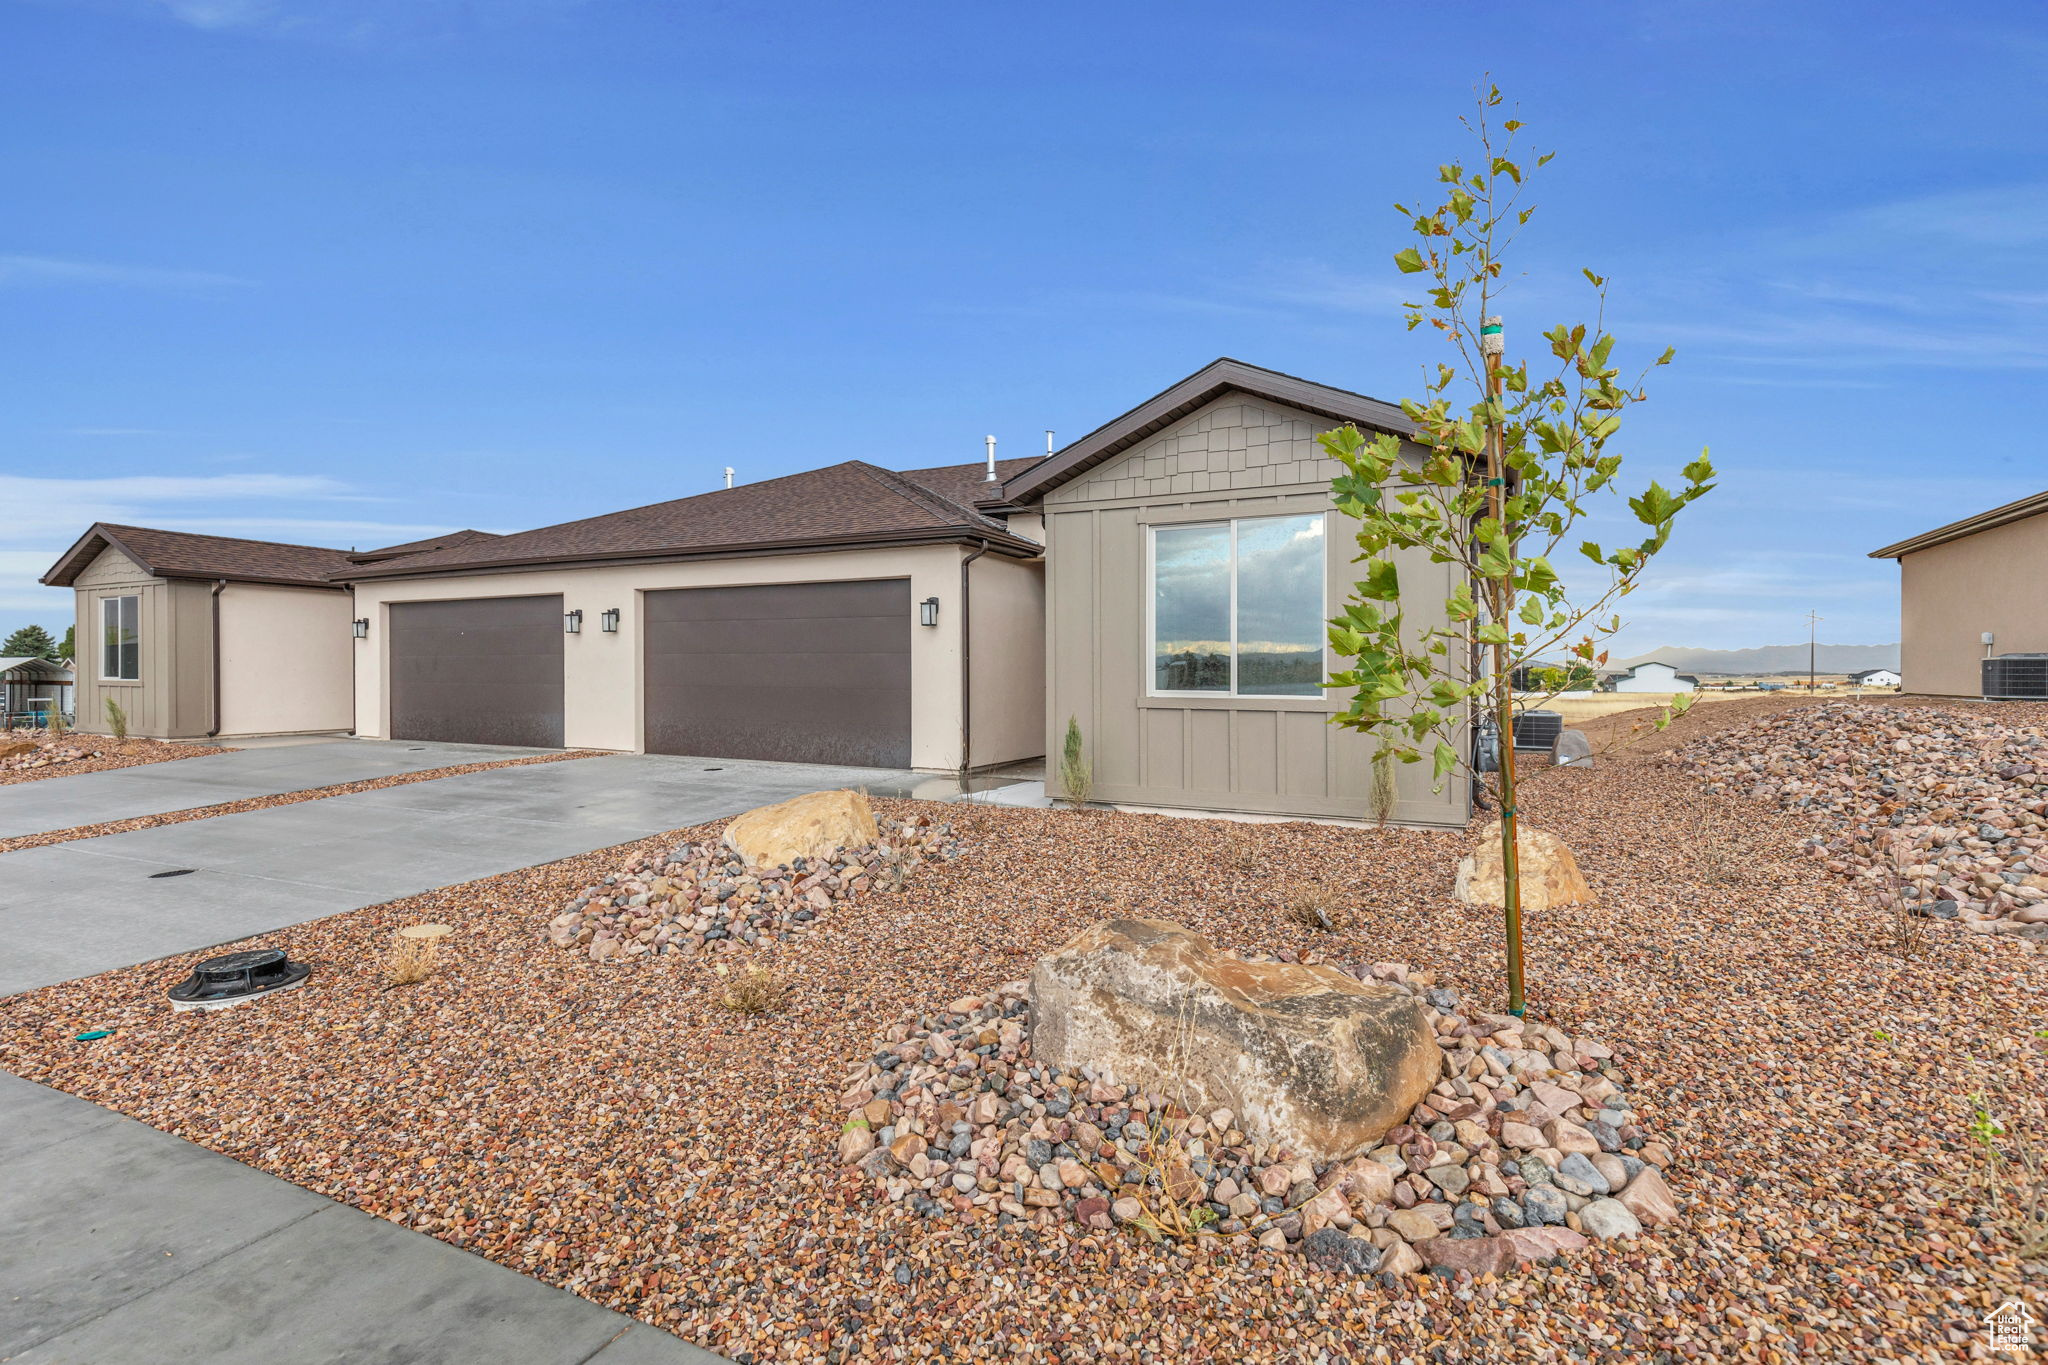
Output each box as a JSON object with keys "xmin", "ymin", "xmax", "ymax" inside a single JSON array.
[{"xmin": 1613, "ymin": 644, "xmax": 1900, "ymax": 676}]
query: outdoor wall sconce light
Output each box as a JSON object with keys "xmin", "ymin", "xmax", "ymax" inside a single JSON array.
[
  {"xmin": 600, "ymin": 608, "xmax": 621, "ymax": 633},
  {"xmin": 919, "ymin": 597, "xmax": 940, "ymax": 627},
  {"xmin": 564, "ymin": 609, "xmax": 583, "ymax": 634},
  {"xmin": 351, "ymin": 618, "xmax": 369, "ymax": 639}
]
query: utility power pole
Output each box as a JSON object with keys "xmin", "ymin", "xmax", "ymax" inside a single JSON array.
[{"xmin": 1805, "ymin": 610, "xmax": 1823, "ymax": 692}]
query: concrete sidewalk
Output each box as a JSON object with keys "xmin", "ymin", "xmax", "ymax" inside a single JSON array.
[
  {"xmin": 0, "ymin": 738, "xmax": 562, "ymax": 840},
  {"xmin": 0, "ymin": 752, "xmax": 925, "ymax": 994},
  {"xmin": 0, "ymin": 1072, "xmax": 722, "ymax": 1364}
]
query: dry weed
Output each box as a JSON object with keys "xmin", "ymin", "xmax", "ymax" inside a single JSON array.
[
  {"xmin": 384, "ymin": 923, "xmax": 451, "ymax": 987},
  {"xmin": 1282, "ymin": 887, "xmax": 1345, "ymax": 933},
  {"xmin": 1869, "ymin": 833, "xmax": 1929, "ymax": 958},
  {"xmin": 717, "ymin": 967, "xmax": 787, "ymax": 1014}
]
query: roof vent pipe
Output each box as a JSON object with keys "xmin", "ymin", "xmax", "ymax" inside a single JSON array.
[
  {"xmin": 724, "ymin": 467, "xmax": 735, "ymax": 489},
  {"xmin": 984, "ymin": 435, "xmax": 998, "ymax": 482},
  {"xmin": 1046, "ymin": 429, "xmax": 1055, "ymax": 456}
]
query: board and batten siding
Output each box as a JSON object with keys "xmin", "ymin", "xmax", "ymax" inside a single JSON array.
[
  {"xmin": 1043, "ymin": 394, "xmax": 1470, "ymax": 827},
  {"xmin": 69, "ymin": 546, "xmax": 213, "ymax": 738}
]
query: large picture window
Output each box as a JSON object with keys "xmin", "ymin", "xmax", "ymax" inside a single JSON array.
[
  {"xmin": 1149, "ymin": 512, "xmax": 1326, "ymax": 697},
  {"xmin": 100, "ymin": 595, "xmax": 140, "ymax": 681}
]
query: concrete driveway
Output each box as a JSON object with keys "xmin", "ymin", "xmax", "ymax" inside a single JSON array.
[
  {"xmin": 0, "ymin": 748, "xmax": 941, "ymax": 1365},
  {"xmin": 0, "ymin": 751, "xmax": 927, "ymax": 996},
  {"xmin": 0, "ymin": 737, "xmax": 560, "ymax": 840}
]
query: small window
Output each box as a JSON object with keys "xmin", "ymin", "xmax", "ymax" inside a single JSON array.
[
  {"xmin": 101, "ymin": 595, "xmax": 139, "ymax": 681},
  {"xmin": 1149, "ymin": 513, "xmax": 1326, "ymax": 698}
]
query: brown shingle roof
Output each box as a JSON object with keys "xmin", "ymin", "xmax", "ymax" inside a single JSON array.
[
  {"xmin": 41, "ymin": 524, "xmax": 356, "ymax": 589},
  {"xmin": 897, "ymin": 457, "xmax": 1043, "ymax": 512},
  {"xmin": 342, "ymin": 460, "xmax": 1040, "ymax": 581},
  {"xmin": 347, "ymin": 529, "xmax": 504, "ymax": 563}
]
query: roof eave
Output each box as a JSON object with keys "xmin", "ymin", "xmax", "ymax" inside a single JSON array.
[
  {"xmin": 1869, "ymin": 489, "xmax": 2048, "ymax": 559},
  {"xmin": 40, "ymin": 524, "xmax": 140, "ymax": 587},
  {"xmin": 337, "ymin": 525, "xmax": 1042, "ymax": 582}
]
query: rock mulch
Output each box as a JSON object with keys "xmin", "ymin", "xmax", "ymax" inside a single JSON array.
[
  {"xmin": 839, "ymin": 960, "xmax": 1675, "ymax": 1279},
  {"xmin": 2, "ymin": 696, "xmax": 2044, "ymax": 1362},
  {"xmin": 0, "ymin": 749, "xmax": 603, "ymax": 855},
  {"xmin": 1677, "ymin": 701, "xmax": 2048, "ymax": 942},
  {"xmin": 545, "ymin": 812, "xmax": 960, "ymax": 961},
  {"xmin": 0, "ymin": 734, "xmax": 221, "ymax": 785}
]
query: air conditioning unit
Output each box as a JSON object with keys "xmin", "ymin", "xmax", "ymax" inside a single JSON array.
[
  {"xmin": 1983, "ymin": 653, "xmax": 2048, "ymax": 700},
  {"xmin": 1512, "ymin": 709, "xmax": 1564, "ymax": 751}
]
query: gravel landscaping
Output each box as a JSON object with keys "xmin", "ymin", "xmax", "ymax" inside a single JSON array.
[
  {"xmin": 0, "ymin": 733, "xmax": 223, "ymax": 785},
  {"xmin": 0, "ymin": 749, "xmax": 602, "ymax": 855},
  {"xmin": 2, "ymin": 696, "xmax": 2044, "ymax": 1362},
  {"xmin": 1678, "ymin": 701, "xmax": 2048, "ymax": 943},
  {"xmin": 546, "ymin": 811, "xmax": 961, "ymax": 961},
  {"xmin": 839, "ymin": 956, "xmax": 1676, "ymax": 1276}
]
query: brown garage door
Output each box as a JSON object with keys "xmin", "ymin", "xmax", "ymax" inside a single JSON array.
[
  {"xmin": 389, "ymin": 595, "xmax": 564, "ymax": 747},
  {"xmin": 644, "ymin": 580, "xmax": 911, "ymax": 767}
]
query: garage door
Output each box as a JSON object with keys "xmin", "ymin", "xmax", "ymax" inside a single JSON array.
[
  {"xmin": 389, "ymin": 595, "xmax": 565, "ymax": 747},
  {"xmin": 644, "ymin": 580, "xmax": 911, "ymax": 767}
]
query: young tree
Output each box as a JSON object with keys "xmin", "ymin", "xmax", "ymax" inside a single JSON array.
[
  {"xmin": 2, "ymin": 625, "xmax": 60, "ymax": 661},
  {"xmin": 1323, "ymin": 90, "xmax": 1714, "ymax": 1016}
]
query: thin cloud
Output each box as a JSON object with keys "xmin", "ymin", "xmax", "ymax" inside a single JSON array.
[{"xmin": 0, "ymin": 254, "xmax": 251, "ymax": 291}]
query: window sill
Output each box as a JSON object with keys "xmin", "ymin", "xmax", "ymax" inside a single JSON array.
[
  {"xmin": 97, "ymin": 679, "xmax": 142, "ymax": 687},
  {"xmin": 1138, "ymin": 694, "xmax": 1339, "ymax": 712}
]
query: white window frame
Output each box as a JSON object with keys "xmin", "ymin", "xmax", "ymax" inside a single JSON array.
[
  {"xmin": 100, "ymin": 594, "xmax": 140, "ymax": 682},
  {"xmin": 1145, "ymin": 511, "xmax": 1327, "ymax": 699}
]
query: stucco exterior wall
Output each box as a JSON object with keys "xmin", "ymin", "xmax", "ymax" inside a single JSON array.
[
  {"xmin": 350, "ymin": 544, "xmax": 1033, "ymax": 768},
  {"xmin": 967, "ymin": 554, "xmax": 1045, "ymax": 768},
  {"xmin": 68, "ymin": 546, "xmax": 212, "ymax": 738},
  {"xmin": 1896, "ymin": 512, "xmax": 2048, "ymax": 696},
  {"xmin": 1040, "ymin": 395, "xmax": 1470, "ymax": 826},
  {"xmin": 217, "ymin": 583, "xmax": 355, "ymax": 736}
]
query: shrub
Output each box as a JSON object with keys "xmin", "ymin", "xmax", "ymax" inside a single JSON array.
[
  {"xmin": 1058, "ymin": 715, "xmax": 1093, "ymax": 807},
  {"xmin": 104, "ymin": 697, "xmax": 129, "ymax": 741}
]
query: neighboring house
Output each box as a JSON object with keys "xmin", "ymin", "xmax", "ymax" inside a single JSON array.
[
  {"xmin": 41, "ymin": 525, "xmax": 359, "ymax": 739},
  {"xmin": 35, "ymin": 358, "xmax": 1474, "ymax": 826},
  {"xmin": 1602, "ymin": 660, "xmax": 1699, "ymax": 693},
  {"xmin": 998, "ymin": 359, "xmax": 1468, "ymax": 828},
  {"xmin": 1850, "ymin": 667, "xmax": 1902, "ymax": 688},
  {"xmin": 1871, "ymin": 490, "xmax": 2048, "ymax": 697},
  {"xmin": 1, "ymin": 656, "xmax": 74, "ymax": 725}
]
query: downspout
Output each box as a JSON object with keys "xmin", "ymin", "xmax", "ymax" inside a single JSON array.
[
  {"xmin": 207, "ymin": 579, "xmax": 227, "ymax": 739},
  {"xmin": 959, "ymin": 539, "xmax": 991, "ymax": 779}
]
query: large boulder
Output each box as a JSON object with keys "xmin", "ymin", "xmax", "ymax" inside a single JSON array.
[
  {"xmin": 1027, "ymin": 919, "xmax": 1438, "ymax": 1162},
  {"xmin": 1454, "ymin": 819, "xmax": 1592, "ymax": 911},
  {"xmin": 0, "ymin": 739, "xmax": 38, "ymax": 760},
  {"xmin": 1550, "ymin": 729, "xmax": 1593, "ymax": 768},
  {"xmin": 723, "ymin": 789, "xmax": 877, "ymax": 868}
]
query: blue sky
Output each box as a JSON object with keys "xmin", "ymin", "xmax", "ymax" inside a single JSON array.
[{"xmin": 4, "ymin": 0, "xmax": 2046, "ymax": 655}]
